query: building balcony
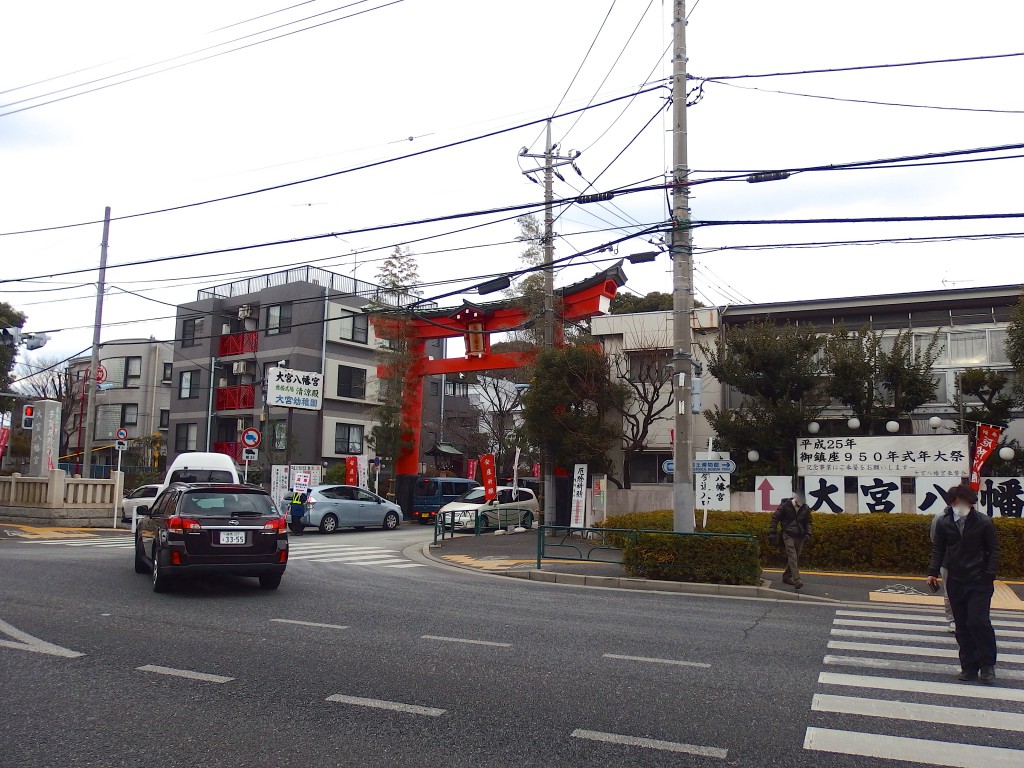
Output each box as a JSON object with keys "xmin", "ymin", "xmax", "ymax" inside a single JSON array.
[
  {"xmin": 218, "ymin": 331, "xmax": 258, "ymax": 357},
  {"xmin": 212, "ymin": 441, "xmax": 243, "ymax": 463},
  {"xmin": 215, "ymin": 384, "xmax": 255, "ymax": 411}
]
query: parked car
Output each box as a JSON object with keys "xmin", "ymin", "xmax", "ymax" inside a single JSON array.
[
  {"xmin": 120, "ymin": 484, "xmax": 161, "ymax": 524},
  {"xmin": 134, "ymin": 483, "xmax": 288, "ymax": 592},
  {"xmin": 439, "ymin": 486, "xmax": 539, "ymax": 530},
  {"xmin": 410, "ymin": 476, "xmax": 480, "ymax": 524},
  {"xmin": 291, "ymin": 485, "xmax": 404, "ymax": 534}
]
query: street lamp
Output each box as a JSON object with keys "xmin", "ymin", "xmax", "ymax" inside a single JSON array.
[
  {"xmin": 999, "ymin": 446, "xmax": 1016, "ymax": 461},
  {"xmin": 747, "ymin": 450, "xmax": 759, "ymax": 463},
  {"xmin": 928, "ymin": 416, "xmax": 943, "ymax": 432},
  {"xmin": 886, "ymin": 420, "xmax": 900, "ymax": 433},
  {"xmin": 807, "ymin": 422, "xmax": 820, "ymax": 434},
  {"xmin": 847, "ymin": 417, "xmax": 861, "ymax": 430}
]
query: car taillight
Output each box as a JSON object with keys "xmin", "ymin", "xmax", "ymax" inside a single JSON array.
[
  {"xmin": 278, "ymin": 550, "xmax": 288, "ymax": 563},
  {"xmin": 264, "ymin": 516, "xmax": 287, "ymax": 531},
  {"xmin": 167, "ymin": 516, "xmax": 201, "ymax": 533}
]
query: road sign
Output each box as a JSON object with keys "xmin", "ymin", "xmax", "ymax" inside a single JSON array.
[
  {"xmin": 692, "ymin": 459, "xmax": 737, "ymax": 474},
  {"xmin": 241, "ymin": 447, "xmax": 258, "ymax": 461},
  {"xmin": 240, "ymin": 427, "xmax": 262, "ymax": 448},
  {"xmin": 114, "ymin": 439, "xmax": 128, "ymax": 452},
  {"xmin": 662, "ymin": 459, "xmax": 674, "ymax": 474},
  {"xmin": 92, "ymin": 365, "xmax": 107, "ymax": 384},
  {"xmin": 115, "ymin": 428, "xmax": 128, "ymax": 440}
]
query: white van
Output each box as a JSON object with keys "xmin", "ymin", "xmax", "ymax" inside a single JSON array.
[{"xmin": 162, "ymin": 452, "xmax": 240, "ymax": 487}]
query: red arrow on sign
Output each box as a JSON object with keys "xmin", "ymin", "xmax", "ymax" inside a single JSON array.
[{"xmin": 757, "ymin": 478, "xmax": 775, "ymax": 511}]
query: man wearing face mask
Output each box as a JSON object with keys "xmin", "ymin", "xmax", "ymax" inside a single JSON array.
[
  {"xmin": 769, "ymin": 492, "xmax": 812, "ymax": 590},
  {"xmin": 927, "ymin": 485, "xmax": 1000, "ymax": 684}
]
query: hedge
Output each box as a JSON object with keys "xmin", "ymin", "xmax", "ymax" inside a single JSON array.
[
  {"xmin": 603, "ymin": 510, "xmax": 1024, "ymax": 578},
  {"xmin": 622, "ymin": 533, "xmax": 762, "ymax": 585}
]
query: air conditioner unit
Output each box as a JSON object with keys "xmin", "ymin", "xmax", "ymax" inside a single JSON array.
[
  {"xmin": 232, "ymin": 361, "xmax": 255, "ymax": 376},
  {"xmin": 238, "ymin": 304, "xmax": 254, "ymax": 320},
  {"xmin": 218, "ymin": 378, "xmax": 229, "ymax": 388},
  {"xmin": 221, "ymin": 323, "xmax": 231, "ymax": 335}
]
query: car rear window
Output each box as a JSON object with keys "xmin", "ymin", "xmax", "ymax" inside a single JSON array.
[
  {"xmin": 169, "ymin": 469, "xmax": 235, "ymax": 484},
  {"xmin": 414, "ymin": 479, "xmax": 438, "ymax": 496},
  {"xmin": 182, "ymin": 491, "xmax": 277, "ymax": 517}
]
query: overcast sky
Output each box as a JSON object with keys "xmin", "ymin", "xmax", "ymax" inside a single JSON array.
[{"xmin": 3, "ymin": 0, "xmax": 1023, "ymax": 368}]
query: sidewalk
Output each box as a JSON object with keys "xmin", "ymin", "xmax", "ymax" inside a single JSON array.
[{"xmin": 425, "ymin": 528, "xmax": 1024, "ymax": 609}]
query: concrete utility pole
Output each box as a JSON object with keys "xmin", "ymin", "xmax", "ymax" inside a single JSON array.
[
  {"xmin": 671, "ymin": 0, "xmax": 696, "ymax": 533},
  {"xmin": 82, "ymin": 207, "xmax": 111, "ymax": 477}
]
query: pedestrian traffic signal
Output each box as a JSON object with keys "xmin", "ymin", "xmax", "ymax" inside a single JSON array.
[{"xmin": 21, "ymin": 404, "xmax": 35, "ymax": 430}]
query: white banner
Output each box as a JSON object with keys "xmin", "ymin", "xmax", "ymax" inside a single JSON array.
[
  {"xmin": 914, "ymin": 476, "xmax": 952, "ymax": 515},
  {"xmin": 798, "ymin": 435, "xmax": 969, "ymax": 478},
  {"xmin": 857, "ymin": 476, "xmax": 902, "ymax": 513},
  {"xmin": 755, "ymin": 476, "xmax": 793, "ymax": 512},
  {"xmin": 570, "ymin": 464, "xmax": 588, "ymax": 528},
  {"xmin": 267, "ymin": 366, "xmax": 324, "ymax": 411},
  {"xmin": 695, "ymin": 473, "xmax": 731, "ymax": 510},
  {"xmin": 804, "ymin": 476, "xmax": 845, "ymax": 513},
  {"xmin": 977, "ymin": 477, "xmax": 1024, "ymax": 518}
]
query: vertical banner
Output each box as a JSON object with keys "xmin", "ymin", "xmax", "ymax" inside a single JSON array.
[
  {"xmin": 345, "ymin": 455, "xmax": 360, "ymax": 486},
  {"xmin": 570, "ymin": 463, "xmax": 588, "ymax": 528},
  {"xmin": 479, "ymin": 454, "xmax": 497, "ymax": 500},
  {"xmin": 357, "ymin": 455, "xmax": 369, "ymax": 489},
  {"xmin": 512, "ymin": 447, "xmax": 521, "ymax": 499},
  {"xmin": 0, "ymin": 425, "xmax": 9, "ymax": 462},
  {"xmin": 532, "ymin": 462, "xmax": 541, "ymax": 479},
  {"xmin": 970, "ymin": 424, "xmax": 1003, "ymax": 491},
  {"xmin": 466, "ymin": 458, "xmax": 478, "ymax": 482},
  {"xmin": 804, "ymin": 476, "xmax": 845, "ymax": 513}
]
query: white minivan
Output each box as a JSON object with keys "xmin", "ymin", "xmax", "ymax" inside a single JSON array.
[{"xmin": 161, "ymin": 452, "xmax": 240, "ymax": 488}]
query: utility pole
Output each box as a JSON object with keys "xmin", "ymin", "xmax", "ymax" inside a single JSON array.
[
  {"xmin": 82, "ymin": 207, "xmax": 111, "ymax": 478},
  {"xmin": 520, "ymin": 121, "xmax": 579, "ymax": 529},
  {"xmin": 671, "ymin": 0, "xmax": 696, "ymax": 533}
]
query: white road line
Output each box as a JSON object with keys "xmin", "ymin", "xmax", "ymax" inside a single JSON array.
[
  {"xmin": 271, "ymin": 619, "xmax": 349, "ymax": 630},
  {"xmin": 831, "ymin": 627, "xmax": 1024, "ymax": 650},
  {"xmin": 287, "ymin": 552, "xmax": 401, "ymax": 562},
  {"xmin": 837, "ymin": 609, "xmax": 1024, "ymax": 629},
  {"xmin": 293, "ymin": 556, "xmax": 408, "ymax": 565},
  {"xmin": 570, "ymin": 729, "xmax": 728, "ymax": 759},
  {"xmin": 325, "ymin": 694, "xmax": 445, "ymax": 717},
  {"xmin": 836, "ymin": 618, "xmax": 1024, "ymax": 638},
  {"xmin": 813, "ymin": 693, "xmax": 1024, "ymax": 732},
  {"xmin": 421, "ymin": 635, "xmax": 512, "ymax": 648},
  {"xmin": 350, "ymin": 560, "xmax": 411, "ymax": 566},
  {"xmin": 0, "ymin": 618, "xmax": 85, "ymax": 658},
  {"xmin": 819, "ymin": 672, "xmax": 1024, "ymax": 702},
  {"xmin": 136, "ymin": 664, "xmax": 233, "ymax": 683},
  {"xmin": 826, "ymin": 640, "xmax": 1024, "ymax": 664},
  {"xmin": 603, "ymin": 654, "xmax": 711, "ymax": 668},
  {"xmin": 823, "ymin": 654, "xmax": 1024, "ymax": 681},
  {"xmin": 804, "ymin": 727, "xmax": 1024, "ymax": 768},
  {"xmin": 383, "ymin": 563, "xmax": 425, "ymax": 569}
]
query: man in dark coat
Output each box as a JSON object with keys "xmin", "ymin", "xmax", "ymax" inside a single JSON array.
[
  {"xmin": 927, "ymin": 485, "xmax": 1000, "ymax": 684},
  {"xmin": 769, "ymin": 492, "xmax": 812, "ymax": 590}
]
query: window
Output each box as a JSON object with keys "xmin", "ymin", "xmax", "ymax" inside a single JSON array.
[
  {"xmin": 336, "ymin": 365, "xmax": 367, "ymax": 399},
  {"xmin": 927, "ymin": 374, "xmax": 949, "ymax": 405},
  {"xmin": 445, "ymin": 380, "xmax": 469, "ymax": 397},
  {"xmin": 175, "ymin": 423, "xmax": 198, "ymax": 452},
  {"xmin": 629, "ymin": 452, "xmax": 673, "ymax": 484},
  {"xmin": 334, "ymin": 423, "xmax": 364, "ymax": 454},
  {"xmin": 271, "ymin": 420, "xmax": 287, "ymax": 450},
  {"xmin": 989, "ymin": 329, "xmax": 1009, "ymax": 365},
  {"xmin": 916, "ymin": 333, "xmax": 948, "ymax": 366},
  {"xmin": 338, "ymin": 312, "xmax": 368, "ymax": 343},
  {"xmin": 162, "ymin": 362, "xmax": 173, "ymax": 383},
  {"xmin": 429, "ymin": 381, "xmax": 439, "ymax": 396},
  {"xmin": 266, "ymin": 303, "xmax": 292, "ymax": 336},
  {"xmin": 947, "ymin": 331, "xmax": 987, "ymax": 366},
  {"xmin": 123, "ymin": 356, "xmax": 142, "ymax": 388},
  {"xmin": 121, "ymin": 403, "xmax": 138, "ymax": 426},
  {"xmin": 182, "ymin": 317, "xmax": 201, "ymax": 347},
  {"xmin": 627, "ymin": 351, "xmax": 671, "ymax": 382},
  {"xmin": 159, "ymin": 409, "xmax": 170, "ymax": 429},
  {"xmin": 179, "ymin": 370, "xmax": 197, "ymax": 399}
]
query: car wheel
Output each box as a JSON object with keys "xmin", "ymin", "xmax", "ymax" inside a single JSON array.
[
  {"xmin": 382, "ymin": 511, "xmax": 400, "ymax": 530},
  {"xmin": 521, "ymin": 512, "xmax": 534, "ymax": 529},
  {"xmin": 259, "ymin": 573, "xmax": 282, "ymax": 590},
  {"xmin": 134, "ymin": 536, "xmax": 149, "ymax": 574},
  {"xmin": 151, "ymin": 546, "xmax": 171, "ymax": 593},
  {"xmin": 319, "ymin": 513, "xmax": 339, "ymax": 534}
]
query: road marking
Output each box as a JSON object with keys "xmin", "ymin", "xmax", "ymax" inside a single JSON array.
[
  {"xmin": 570, "ymin": 729, "xmax": 728, "ymax": 759},
  {"xmin": 271, "ymin": 619, "xmax": 349, "ymax": 630},
  {"xmin": 804, "ymin": 727, "xmax": 1024, "ymax": 768},
  {"xmin": 837, "ymin": 609, "xmax": 1024, "ymax": 629},
  {"xmin": 602, "ymin": 654, "xmax": 711, "ymax": 668},
  {"xmin": 290, "ymin": 554, "xmax": 407, "ymax": 563},
  {"xmin": 823, "ymin": 654, "xmax": 1024, "ymax": 681},
  {"xmin": 835, "ymin": 618, "xmax": 1024, "ymax": 638},
  {"xmin": 0, "ymin": 618, "xmax": 85, "ymax": 658},
  {"xmin": 827, "ymin": 640, "xmax": 1024, "ymax": 664},
  {"xmin": 813, "ymin": 693, "xmax": 1024, "ymax": 731},
  {"xmin": 831, "ymin": 627, "xmax": 1024, "ymax": 649},
  {"xmin": 325, "ymin": 694, "xmax": 445, "ymax": 717},
  {"xmin": 383, "ymin": 563, "xmax": 424, "ymax": 569},
  {"xmin": 421, "ymin": 634, "xmax": 511, "ymax": 648},
  {"xmin": 819, "ymin": 671, "xmax": 1024, "ymax": 702},
  {"xmin": 136, "ymin": 664, "xmax": 233, "ymax": 683}
]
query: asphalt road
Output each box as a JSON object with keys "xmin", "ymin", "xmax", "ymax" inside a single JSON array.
[{"xmin": 2, "ymin": 525, "xmax": 1023, "ymax": 768}]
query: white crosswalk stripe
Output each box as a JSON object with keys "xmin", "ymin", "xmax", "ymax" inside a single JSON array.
[{"xmin": 805, "ymin": 605, "xmax": 1024, "ymax": 767}]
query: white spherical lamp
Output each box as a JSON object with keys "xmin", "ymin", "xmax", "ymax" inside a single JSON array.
[
  {"xmin": 886, "ymin": 420, "xmax": 900, "ymax": 433},
  {"xmin": 747, "ymin": 450, "xmax": 760, "ymax": 463},
  {"xmin": 807, "ymin": 421, "xmax": 820, "ymax": 434},
  {"xmin": 999, "ymin": 446, "xmax": 1015, "ymax": 461},
  {"xmin": 928, "ymin": 416, "xmax": 943, "ymax": 431},
  {"xmin": 847, "ymin": 417, "xmax": 861, "ymax": 430}
]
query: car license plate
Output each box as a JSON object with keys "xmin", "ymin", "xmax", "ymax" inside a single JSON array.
[{"xmin": 219, "ymin": 531, "xmax": 246, "ymax": 545}]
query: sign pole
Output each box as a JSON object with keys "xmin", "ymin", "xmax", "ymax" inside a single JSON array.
[
  {"xmin": 244, "ymin": 458, "xmax": 249, "ymax": 484},
  {"xmin": 113, "ymin": 441, "xmax": 123, "ymax": 529}
]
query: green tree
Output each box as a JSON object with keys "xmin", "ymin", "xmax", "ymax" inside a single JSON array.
[
  {"xmin": 954, "ymin": 368, "xmax": 1024, "ymax": 477},
  {"xmin": 609, "ymin": 291, "xmax": 704, "ymax": 314},
  {"xmin": 503, "ymin": 215, "xmax": 548, "ymax": 346},
  {"xmin": 701, "ymin": 320, "xmax": 825, "ymax": 481},
  {"xmin": 823, "ymin": 325, "xmax": 941, "ymax": 433},
  {"xmin": 0, "ymin": 302, "xmax": 27, "ymax": 413},
  {"xmin": 1007, "ymin": 290, "xmax": 1024, "ymax": 399}
]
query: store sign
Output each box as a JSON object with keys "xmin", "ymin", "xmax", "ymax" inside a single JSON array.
[
  {"xmin": 797, "ymin": 435, "xmax": 969, "ymax": 478},
  {"xmin": 570, "ymin": 464, "xmax": 588, "ymax": 528},
  {"xmin": 267, "ymin": 366, "xmax": 323, "ymax": 411}
]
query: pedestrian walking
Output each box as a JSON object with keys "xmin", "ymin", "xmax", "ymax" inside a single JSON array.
[
  {"xmin": 927, "ymin": 485, "xmax": 1000, "ymax": 684},
  {"xmin": 930, "ymin": 499, "xmax": 956, "ymax": 634},
  {"xmin": 289, "ymin": 488, "xmax": 308, "ymax": 535},
  {"xmin": 769, "ymin": 492, "xmax": 812, "ymax": 590}
]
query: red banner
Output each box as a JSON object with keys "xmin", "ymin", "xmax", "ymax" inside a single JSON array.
[
  {"xmin": 479, "ymin": 454, "xmax": 497, "ymax": 501},
  {"xmin": 532, "ymin": 462, "xmax": 541, "ymax": 479},
  {"xmin": 0, "ymin": 426, "xmax": 9, "ymax": 461},
  {"xmin": 466, "ymin": 458, "xmax": 478, "ymax": 482},
  {"xmin": 345, "ymin": 455, "xmax": 360, "ymax": 486},
  {"xmin": 969, "ymin": 424, "xmax": 1003, "ymax": 491}
]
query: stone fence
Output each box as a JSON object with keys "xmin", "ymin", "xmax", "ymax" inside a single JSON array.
[{"xmin": 0, "ymin": 470, "xmax": 125, "ymax": 527}]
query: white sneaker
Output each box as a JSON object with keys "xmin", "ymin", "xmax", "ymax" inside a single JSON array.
[{"xmin": 948, "ymin": 621, "xmax": 956, "ymax": 634}]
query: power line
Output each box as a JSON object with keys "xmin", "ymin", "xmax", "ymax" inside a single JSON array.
[{"xmin": 693, "ymin": 211, "xmax": 1024, "ymax": 229}]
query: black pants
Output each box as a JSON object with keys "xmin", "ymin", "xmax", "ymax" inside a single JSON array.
[{"xmin": 946, "ymin": 577, "xmax": 997, "ymax": 672}]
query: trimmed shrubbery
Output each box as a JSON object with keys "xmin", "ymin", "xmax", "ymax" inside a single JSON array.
[{"xmin": 622, "ymin": 532, "xmax": 762, "ymax": 585}]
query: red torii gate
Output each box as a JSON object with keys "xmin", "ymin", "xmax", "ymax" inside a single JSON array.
[{"xmin": 373, "ymin": 263, "xmax": 627, "ymax": 475}]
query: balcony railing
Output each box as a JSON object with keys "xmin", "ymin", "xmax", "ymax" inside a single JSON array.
[
  {"xmin": 215, "ymin": 384, "xmax": 255, "ymax": 411},
  {"xmin": 219, "ymin": 331, "xmax": 258, "ymax": 357},
  {"xmin": 212, "ymin": 441, "xmax": 243, "ymax": 463}
]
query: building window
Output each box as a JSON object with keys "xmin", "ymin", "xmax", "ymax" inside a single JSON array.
[
  {"xmin": 630, "ymin": 452, "xmax": 674, "ymax": 484},
  {"xmin": 179, "ymin": 370, "xmax": 197, "ymax": 399},
  {"xmin": 338, "ymin": 313, "xmax": 368, "ymax": 344},
  {"xmin": 266, "ymin": 303, "xmax": 293, "ymax": 336},
  {"xmin": 947, "ymin": 331, "xmax": 988, "ymax": 366},
  {"xmin": 271, "ymin": 420, "xmax": 287, "ymax": 450},
  {"xmin": 334, "ymin": 423, "xmax": 364, "ymax": 455},
  {"xmin": 162, "ymin": 362, "xmax": 173, "ymax": 383},
  {"xmin": 159, "ymin": 409, "xmax": 170, "ymax": 429},
  {"xmin": 336, "ymin": 365, "xmax": 367, "ymax": 399},
  {"xmin": 445, "ymin": 381, "xmax": 469, "ymax": 397},
  {"xmin": 429, "ymin": 381, "xmax": 439, "ymax": 396},
  {"xmin": 121, "ymin": 403, "xmax": 139, "ymax": 426},
  {"xmin": 627, "ymin": 351, "xmax": 671, "ymax": 382},
  {"xmin": 123, "ymin": 356, "xmax": 142, "ymax": 388},
  {"xmin": 175, "ymin": 423, "xmax": 198, "ymax": 452},
  {"xmin": 989, "ymin": 329, "xmax": 1009, "ymax": 365},
  {"xmin": 182, "ymin": 317, "xmax": 201, "ymax": 347}
]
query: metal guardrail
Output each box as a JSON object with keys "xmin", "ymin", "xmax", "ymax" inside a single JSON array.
[
  {"xmin": 535, "ymin": 525, "xmax": 756, "ymax": 569},
  {"xmin": 433, "ymin": 507, "xmax": 536, "ymax": 544}
]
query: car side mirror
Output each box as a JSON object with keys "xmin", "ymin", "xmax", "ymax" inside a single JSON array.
[{"xmin": 137, "ymin": 505, "xmax": 150, "ymax": 516}]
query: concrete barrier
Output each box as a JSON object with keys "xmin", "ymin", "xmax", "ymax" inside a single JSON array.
[{"xmin": 0, "ymin": 470, "xmax": 124, "ymax": 527}]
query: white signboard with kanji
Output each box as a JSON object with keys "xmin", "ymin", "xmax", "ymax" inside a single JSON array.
[
  {"xmin": 695, "ymin": 473, "xmax": 731, "ymax": 510},
  {"xmin": 570, "ymin": 464, "xmax": 588, "ymax": 528},
  {"xmin": 267, "ymin": 366, "xmax": 323, "ymax": 411},
  {"xmin": 857, "ymin": 476, "xmax": 902, "ymax": 513},
  {"xmin": 977, "ymin": 477, "xmax": 1024, "ymax": 518},
  {"xmin": 914, "ymin": 476, "xmax": 952, "ymax": 515},
  {"xmin": 797, "ymin": 435, "xmax": 969, "ymax": 478},
  {"xmin": 804, "ymin": 476, "xmax": 845, "ymax": 513}
]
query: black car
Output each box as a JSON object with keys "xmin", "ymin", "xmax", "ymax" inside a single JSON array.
[{"xmin": 134, "ymin": 483, "xmax": 288, "ymax": 592}]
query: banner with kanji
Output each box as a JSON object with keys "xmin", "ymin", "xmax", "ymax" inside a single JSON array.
[
  {"xmin": 0, "ymin": 426, "xmax": 9, "ymax": 462},
  {"xmin": 345, "ymin": 455, "xmax": 360, "ymax": 486},
  {"xmin": 479, "ymin": 454, "xmax": 497, "ymax": 500},
  {"xmin": 466, "ymin": 458, "xmax": 478, "ymax": 482},
  {"xmin": 969, "ymin": 424, "xmax": 1003, "ymax": 491}
]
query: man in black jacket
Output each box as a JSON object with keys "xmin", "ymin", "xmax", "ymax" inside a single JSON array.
[
  {"xmin": 927, "ymin": 485, "xmax": 1000, "ymax": 684},
  {"xmin": 770, "ymin": 493, "xmax": 812, "ymax": 590}
]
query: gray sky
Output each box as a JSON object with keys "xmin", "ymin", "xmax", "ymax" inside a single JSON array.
[{"xmin": 3, "ymin": 0, "xmax": 1023, "ymax": 368}]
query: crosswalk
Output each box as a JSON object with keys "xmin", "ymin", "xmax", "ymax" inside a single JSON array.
[
  {"xmin": 804, "ymin": 606, "xmax": 1024, "ymax": 767},
  {"xmin": 23, "ymin": 535, "xmax": 424, "ymax": 570}
]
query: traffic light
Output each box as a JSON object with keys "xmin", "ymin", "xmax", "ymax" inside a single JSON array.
[{"xmin": 21, "ymin": 404, "xmax": 35, "ymax": 430}]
